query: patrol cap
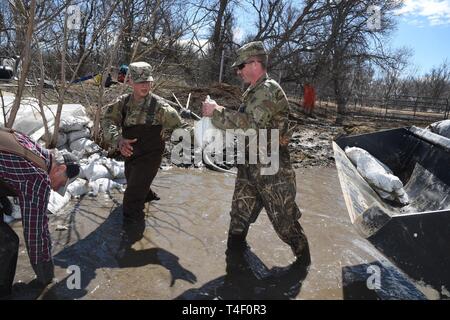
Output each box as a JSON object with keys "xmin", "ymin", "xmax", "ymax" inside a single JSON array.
[
  {"xmin": 129, "ymin": 61, "xmax": 154, "ymax": 83},
  {"xmin": 231, "ymin": 41, "xmax": 268, "ymax": 68}
]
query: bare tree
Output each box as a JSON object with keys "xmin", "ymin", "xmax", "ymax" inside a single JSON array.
[
  {"xmin": 421, "ymin": 60, "xmax": 450, "ymax": 102},
  {"xmin": 312, "ymin": 0, "xmax": 402, "ymax": 124},
  {"xmin": 49, "ymin": 0, "xmax": 120, "ymax": 147},
  {"xmin": 373, "ymin": 47, "xmax": 411, "ymax": 99},
  {"xmin": 6, "ymin": 0, "xmax": 37, "ymax": 128}
]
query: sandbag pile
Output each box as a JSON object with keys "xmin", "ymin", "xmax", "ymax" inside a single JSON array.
[
  {"xmin": 2, "ymin": 99, "xmax": 128, "ymax": 221},
  {"xmin": 345, "ymin": 146, "xmax": 409, "ymax": 205},
  {"xmin": 41, "ymin": 153, "xmax": 126, "ymax": 215},
  {"xmin": 56, "ymin": 115, "xmax": 102, "ymax": 159},
  {"xmin": 67, "ymin": 155, "xmax": 125, "ymax": 197},
  {"xmin": 47, "ymin": 119, "xmax": 127, "ymax": 215}
]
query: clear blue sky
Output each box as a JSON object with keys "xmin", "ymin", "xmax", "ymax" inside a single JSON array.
[{"xmin": 392, "ymin": 12, "xmax": 450, "ymax": 75}]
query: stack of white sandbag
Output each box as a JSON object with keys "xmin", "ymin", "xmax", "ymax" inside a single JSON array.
[
  {"xmin": 67, "ymin": 154, "xmax": 125, "ymax": 199},
  {"xmin": 56, "ymin": 115, "xmax": 102, "ymax": 158},
  {"xmin": 2, "ymin": 100, "xmax": 127, "ymax": 218},
  {"xmin": 5, "ymin": 155, "xmax": 126, "ymax": 218},
  {"xmin": 53, "ymin": 116, "xmax": 126, "ymax": 206},
  {"xmin": 345, "ymin": 147, "xmax": 409, "ymax": 205},
  {"xmin": 89, "ymin": 178, "xmax": 125, "ymax": 196},
  {"xmin": 2, "ymin": 152, "xmax": 125, "ymax": 219}
]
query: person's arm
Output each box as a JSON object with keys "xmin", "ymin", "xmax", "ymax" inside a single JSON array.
[
  {"xmin": 19, "ymin": 173, "xmax": 54, "ymax": 285},
  {"xmin": 157, "ymin": 102, "xmax": 192, "ymax": 134},
  {"xmin": 101, "ymin": 96, "xmax": 126, "ymax": 148},
  {"xmin": 207, "ymin": 89, "xmax": 280, "ymax": 131}
]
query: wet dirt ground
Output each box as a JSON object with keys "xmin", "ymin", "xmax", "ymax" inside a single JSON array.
[{"xmin": 9, "ymin": 166, "xmax": 436, "ymax": 300}]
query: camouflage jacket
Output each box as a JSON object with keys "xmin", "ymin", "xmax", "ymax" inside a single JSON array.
[
  {"xmin": 211, "ymin": 74, "xmax": 292, "ymax": 165},
  {"xmin": 102, "ymin": 93, "xmax": 189, "ymax": 147}
]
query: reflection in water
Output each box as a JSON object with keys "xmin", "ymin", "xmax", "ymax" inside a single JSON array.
[
  {"xmin": 7, "ymin": 167, "xmax": 437, "ymax": 300},
  {"xmin": 12, "ymin": 206, "xmax": 197, "ymax": 300},
  {"xmin": 176, "ymin": 246, "xmax": 309, "ymax": 300}
]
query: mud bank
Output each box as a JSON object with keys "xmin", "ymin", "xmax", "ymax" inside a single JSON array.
[{"xmin": 9, "ymin": 166, "xmax": 433, "ymax": 300}]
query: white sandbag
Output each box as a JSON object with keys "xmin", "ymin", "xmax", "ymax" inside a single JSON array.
[
  {"xmin": 70, "ymin": 149, "xmax": 85, "ymax": 160},
  {"xmin": 82, "ymin": 160, "xmax": 111, "ymax": 181},
  {"xmin": 69, "ymin": 138, "xmax": 102, "ymax": 156},
  {"xmin": 78, "ymin": 164, "xmax": 87, "ymax": 179},
  {"xmin": 194, "ymin": 117, "xmax": 235, "ymax": 151},
  {"xmin": 345, "ymin": 147, "xmax": 403, "ymax": 193},
  {"xmin": 88, "ymin": 178, "xmax": 124, "ymax": 196},
  {"xmin": 394, "ymin": 188, "xmax": 409, "ymax": 205},
  {"xmin": 67, "ymin": 128, "xmax": 91, "ymax": 144},
  {"xmin": 373, "ymin": 187, "xmax": 396, "ymax": 201},
  {"xmin": 194, "ymin": 117, "xmax": 216, "ymax": 149},
  {"xmin": 47, "ymin": 191, "xmax": 71, "ymax": 214},
  {"xmin": 102, "ymin": 158, "xmax": 125, "ymax": 179},
  {"xmin": 88, "ymin": 153, "xmax": 102, "ymax": 162},
  {"xmin": 69, "ymin": 138, "xmax": 92, "ymax": 152},
  {"xmin": 60, "ymin": 115, "xmax": 91, "ymax": 132},
  {"xmin": 397, "ymin": 193, "xmax": 409, "ymax": 205},
  {"xmin": 56, "ymin": 132, "xmax": 68, "ymax": 148},
  {"xmin": 67, "ymin": 178, "xmax": 89, "ymax": 197},
  {"xmin": 427, "ymin": 120, "xmax": 450, "ymax": 138},
  {"xmin": 374, "ymin": 187, "xmax": 409, "ymax": 205}
]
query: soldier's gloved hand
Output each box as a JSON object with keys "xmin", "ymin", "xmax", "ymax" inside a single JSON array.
[
  {"xmin": 31, "ymin": 260, "xmax": 55, "ymax": 286},
  {"xmin": 180, "ymin": 109, "xmax": 191, "ymax": 119}
]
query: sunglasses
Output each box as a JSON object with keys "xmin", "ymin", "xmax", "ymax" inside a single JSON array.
[{"xmin": 237, "ymin": 60, "xmax": 260, "ymax": 70}]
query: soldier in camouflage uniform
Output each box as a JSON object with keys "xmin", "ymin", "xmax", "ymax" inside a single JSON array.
[
  {"xmin": 102, "ymin": 62, "xmax": 189, "ymax": 241},
  {"xmin": 202, "ymin": 42, "xmax": 311, "ymax": 267}
]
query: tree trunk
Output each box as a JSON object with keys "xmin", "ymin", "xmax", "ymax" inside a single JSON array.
[
  {"xmin": 122, "ymin": 0, "xmax": 134, "ymax": 63},
  {"xmin": 6, "ymin": 0, "xmax": 36, "ymax": 128},
  {"xmin": 50, "ymin": 7, "xmax": 69, "ymax": 148},
  {"xmin": 210, "ymin": 0, "xmax": 228, "ymax": 81},
  {"xmin": 36, "ymin": 42, "xmax": 51, "ymax": 147},
  {"xmin": 335, "ymin": 98, "xmax": 346, "ymax": 125},
  {"xmin": 334, "ymin": 75, "xmax": 347, "ymax": 125}
]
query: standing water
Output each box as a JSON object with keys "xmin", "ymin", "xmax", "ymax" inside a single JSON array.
[{"xmin": 9, "ymin": 166, "xmax": 434, "ymax": 299}]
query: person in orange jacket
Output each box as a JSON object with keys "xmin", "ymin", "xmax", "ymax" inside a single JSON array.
[{"xmin": 303, "ymin": 83, "xmax": 316, "ymax": 115}]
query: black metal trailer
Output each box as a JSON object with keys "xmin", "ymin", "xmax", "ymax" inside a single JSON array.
[{"xmin": 333, "ymin": 126, "xmax": 450, "ymax": 292}]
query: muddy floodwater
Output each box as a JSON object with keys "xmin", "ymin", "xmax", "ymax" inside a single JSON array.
[{"xmin": 10, "ymin": 166, "xmax": 437, "ymax": 300}]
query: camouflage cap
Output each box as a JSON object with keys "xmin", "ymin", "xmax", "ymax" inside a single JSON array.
[
  {"xmin": 129, "ymin": 61, "xmax": 154, "ymax": 83},
  {"xmin": 231, "ymin": 41, "xmax": 268, "ymax": 68}
]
